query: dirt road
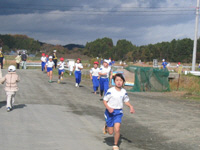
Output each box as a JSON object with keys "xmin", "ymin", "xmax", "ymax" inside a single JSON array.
[{"xmin": 0, "ymin": 69, "xmax": 200, "ymax": 150}]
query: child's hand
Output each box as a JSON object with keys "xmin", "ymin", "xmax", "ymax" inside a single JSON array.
[
  {"xmin": 108, "ymin": 107, "xmax": 114, "ymax": 113},
  {"xmin": 130, "ymin": 106, "xmax": 135, "ymax": 114}
]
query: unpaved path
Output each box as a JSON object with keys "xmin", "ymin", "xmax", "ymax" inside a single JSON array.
[{"xmin": 0, "ymin": 69, "xmax": 200, "ymax": 150}]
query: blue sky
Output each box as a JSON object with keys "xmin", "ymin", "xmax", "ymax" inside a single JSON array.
[{"xmin": 0, "ymin": 0, "xmax": 198, "ymax": 46}]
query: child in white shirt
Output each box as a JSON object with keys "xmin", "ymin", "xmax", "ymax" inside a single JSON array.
[
  {"xmin": 45, "ymin": 56, "xmax": 55, "ymax": 83},
  {"xmin": 57, "ymin": 57, "xmax": 65, "ymax": 83},
  {"xmin": 103, "ymin": 73, "xmax": 135, "ymax": 150},
  {"xmin": 73, "ymin": 58, "xmax": 83, "ymax": 87},
  {"xmin": 90, "ymin": 61, "xmax": 100, "ymax": 94}
]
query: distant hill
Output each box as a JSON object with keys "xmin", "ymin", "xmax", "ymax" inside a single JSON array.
[{"xmin": 63, "ymin": 44, "xmax": 85, "ymax": 50}]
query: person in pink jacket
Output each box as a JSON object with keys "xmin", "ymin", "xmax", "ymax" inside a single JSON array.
[{"xmin": 0, "ymin": 65, "xmax": 20, "ymax": 112}]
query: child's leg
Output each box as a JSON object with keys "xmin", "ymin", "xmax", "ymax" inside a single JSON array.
[
  {"xmin": 58, "ymin": 70, "xmax": 61, "ymax": 80},
  {"xmin": 11, "ymin": 92, "xmax": 16, "ymax": 107},
  {"xmin": 114, "ymin": 123, "xmax": 121, "ymax": 146},
  {"xmin": 99, "ymin": 78, "xmax": 104, "ymax": 96},
  {"xmin": 6, "ymin": 92, "xmax": 12, "ymax": 108},
  {"xmin": 75, "ymin": 71, "xmax": 78, "ymax": 83},
  {"xmin": 78, "ymin": 72, "xmax": 81, "ymax": 84},
  {"xmin": 104, "ymin": 78, "xmax": 109, "ymax": 95},
  {"xmin": 50, "ymin": 71, "xmax": 53, "ymax": 81}
]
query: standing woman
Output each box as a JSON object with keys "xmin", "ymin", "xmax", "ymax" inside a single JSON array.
[
  {"xmin": 0, "ymin": 47, "xmax": 4, "ymax": 69},
  {"xmin": 15, "ymin": 53, "xmax": 21, "ymax": 69},
  {"xmin": 74, "ymin": 58, "xmax": 83, "ymax": 87},
  {"xmin": 53, "ymin": 50, "xmax": 58, "ymax": 68}
]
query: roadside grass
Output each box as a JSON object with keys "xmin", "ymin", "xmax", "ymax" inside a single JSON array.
[{"xmin": 170, "ymin": 74, "xmax": 200, "ymax": 100}]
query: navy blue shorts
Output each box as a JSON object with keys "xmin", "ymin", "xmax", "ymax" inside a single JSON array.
[
  {"xmin": 58, "ymin": 69, "xmax": 64, "ymax": 75},
  {"xmin": 104, "ymin": 109, "xmax": 123, "ymax": 127},
  {"xmin": 47, "ymin": 67, "xmax": 53, "ymax": 72}
]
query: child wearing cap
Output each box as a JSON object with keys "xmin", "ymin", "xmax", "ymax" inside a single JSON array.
[
  {"xmin": 162, "ymin": 59, "xmax": 168, "ymax": 69},
  {"xmin": 73, "ymin": 58, "xmax": 83, "ymax": 87},
  {"xmin": 99, "ymin": 59, "xmax": 113, "ymax": 97},
  {"xmin": 103, "ymin": 73, "xmax": 135, "ymax": 150},
  {"xmin": 0, "ymin": 65, "xmax": 20, "ymax": 112},
  {"xmin": 41, "ymin": 53, "xmax": 46, "ymax": 72},
  {"xmin": 45, "ymin": 56, "xmax": 55, "ymax": 83},
  {"xmin": 57, "ymin": 57, "xmax": 65, "ymax": 83},
  {"xmin": 90, "ymin": 61, "xmax": 100, "ymax": 94}
]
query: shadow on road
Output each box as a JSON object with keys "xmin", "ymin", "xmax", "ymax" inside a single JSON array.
[
  {"xmin": 0, "ymin": 101, "xmax": 6, "ymax": 108},
  {"xmin": 13, "ymin": 104, "xmax": 27, "ymax": 110}
]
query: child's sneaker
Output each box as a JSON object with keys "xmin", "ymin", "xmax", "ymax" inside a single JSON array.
[
  {"xmin": 103, "ymin": 124, "xmax": 107, "ymax": 134},
  {"xmin": 48, "ymin": 80, "xmax": 52, "ymax": 83},
  {"xmin": 75, "ymin": 83, "xmax": 78, "ymax": 87},
  {"xmin": 7, "ymin": 107, "xmax": 11, "ymax": 112},
  {"xmin": 113, "ymin": 145, "xmax": 119, "ymax": 150},
  {"xmin": 61, "ymin": 77, "xmax": 63, "ymax": 80},
  {"xmin": 57, "ymin": 80, "xmax": 60, "ymax": 84}
]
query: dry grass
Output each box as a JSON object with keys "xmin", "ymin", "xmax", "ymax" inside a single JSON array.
[{"xmin": 170, "ymin": 74, "xmax": 200, "ymax": 99}]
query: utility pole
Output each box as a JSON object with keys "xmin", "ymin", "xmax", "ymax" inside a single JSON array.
[{"xmin": 192, "ymin": 0, "xmax": 200, "ymax": 71}]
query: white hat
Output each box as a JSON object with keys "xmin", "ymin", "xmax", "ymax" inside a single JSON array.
[
  {"xmin": 49, "ymin": 56, "xmax": 53, "ymax": 59},
  {"xmin": 162, "ymin": 59, "xmax": 165, "ymax": 62},
  {"xmin": 53, "ymin": 50, "xmax": 57, "ymax": 53},
  {"xmin": 8, "ymin": 65, "xmax": 16, "ymax": 72},
  {"xmin": 104, "ymin": 59, "xmax": 109, "ymax": 64}
]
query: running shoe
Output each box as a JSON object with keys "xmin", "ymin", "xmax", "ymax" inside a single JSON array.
[
  {"xmin": 75, "ymin": 83, "xmax": 78, "ymax": 87},
  {"xmin": 57, "ymin": 80, "xmax": 60, "ymax": 84},
  {"xmin": 48, "ymin": 80, "xmax": 52, "ymax": 83},
  {"xmin": 61, "ymin": 77, "xmax": 63, "ymax": 80},
  {"xmin": 103, "ymin": 124, "xmax": 107, "ymax": 134},
  {"xmin": 7, "ymin": 107, "xmax": 11, "ymax": 112},
  {"xmin": 113, "ymin": 145, "xmax": 119, "ymax": 150}
]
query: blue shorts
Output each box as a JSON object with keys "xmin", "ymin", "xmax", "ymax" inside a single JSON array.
[
  {"xmin": 104, "ymin": 109, "xmax": 123, "ymax": 127},
  {"xmin": 47, "ymin": 67, "xmax": 53, "ymax": 72},
  {"xmin": 58, "ymin": 69, "xmax": 65, "ymax": 75}
]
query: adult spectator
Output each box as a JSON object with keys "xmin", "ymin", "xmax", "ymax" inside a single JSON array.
[
  {"xmin": 53, "ymin": 50, "xmax": 58, "ymax": 68},
  {"xmin": 21, "ymin": 51, "xmax": 27, "ymax": 69},
  {"xmin": 0, "ymin": 47, "xmax": 4, "ymax": 69},
  {"xmin": 162, "ymin": 59, "xmax": 168, "ymax": 69},
  {"xmin": 15, "ymin": 53, "xmax": 21, "ymax": 69}
]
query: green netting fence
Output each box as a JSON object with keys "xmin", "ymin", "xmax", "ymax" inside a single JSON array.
[{"xmin": 125, "ymin": 66, "xmax": 170, "ymax": 92}]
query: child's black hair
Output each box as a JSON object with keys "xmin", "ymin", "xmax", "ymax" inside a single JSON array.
[{"xmin": 113, "ymin": 73, "xmax": 125, "ymax": 83}]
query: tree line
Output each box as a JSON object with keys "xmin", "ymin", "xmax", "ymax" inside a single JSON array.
[
  {"xmin": 84, "ymin": 37, "xmax": 200, "ymax": 63},
  {"xmin": 1, "ymin": 34, "xmax": 200, "ymax": 63}
]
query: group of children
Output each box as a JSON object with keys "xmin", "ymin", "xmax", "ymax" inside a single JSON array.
[{"xmin": 0, "ymin": 54, "xmax": 135, "ymax": 150}]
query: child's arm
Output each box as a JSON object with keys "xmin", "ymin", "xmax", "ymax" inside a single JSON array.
[
  {"xmin": 125, "ymin": 101, "xmax": 135, "ymax": 114},
  {"xmin": 89, "ymin": 73, "xmax": 92, "ymax": 80},
  {"xmin": 17, "ymin": 75, "xmax": 20, "ymax": 82},
  {"xmin": 0, "ymin": 76, "xmax": 6, "ymax": 84},
  {"xmin": 103, "ymin": 100, "xmax": 114, "ymax": 113}
]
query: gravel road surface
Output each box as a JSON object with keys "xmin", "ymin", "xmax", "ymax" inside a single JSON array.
[{"xmin": 0, "ymin": 69, "xmax": 200, "ymax": 150}]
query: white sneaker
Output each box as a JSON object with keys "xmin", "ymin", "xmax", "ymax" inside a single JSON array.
[
  {"xmin": 75, "ymin": 83, "xmax": 78, "ymax": 87},
  {"xmin": 61, "ymin": 77, "xmax": 63, "ymax": 80}
]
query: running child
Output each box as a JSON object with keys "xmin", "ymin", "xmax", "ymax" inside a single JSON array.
[
  {"xmin": 90, "ymin": 61, "xmax": 100, "ymax": 94},
  {"xmin": 74, "ymin": 58, "xmax": 83, "ymax": 87},
  {"xmin": 99, "ymin": 59, "xmax": 112, "ymax": 97},
  {"xmin": 41, "ymin": 53, "xmax": 46, "ymax": 71},
  {"xmin": 45, "ymin": 56, "xmax": 55, "ymax": 83},
  {"xmin": 103, "ymin": 73, "xmax": 135, "ymax": 150},
  {"xmin": 0, "ymin": 65, "xmax": 20, "ymax": 112},
  {"xmin": 57, "ymin": 57, "xmax": 65, "ymax": 84}
]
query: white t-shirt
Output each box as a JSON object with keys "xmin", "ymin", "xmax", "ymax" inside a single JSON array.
[
  {"xmin": 41, "ymin": 56, "xmax": 46, "ymax": 62},
  {"xmin": 99, "ymin": 66, "xmax": 112, "ymax": 78},
  {"xmin": 58, "ymin": 61, "xmax": 65, "ymax": 70},
  {"xmin": 104, "ymin": 87, "xmax": 129, "ymax": 109},
  {"xmin": 74, "ymin": 63, "xmax": 83, "ymax": 71},
  {"xmin": 90, "ymin": 68, "xmax": 100, "ymax": 76},
  {"xmin": 46, "ymin": 61, "xmax": 54, "ymax": 68}
]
